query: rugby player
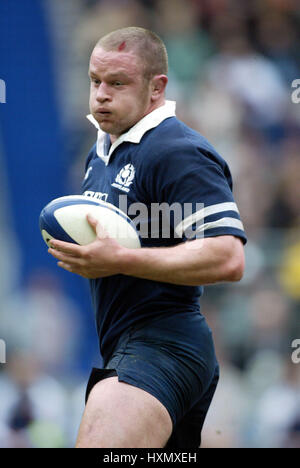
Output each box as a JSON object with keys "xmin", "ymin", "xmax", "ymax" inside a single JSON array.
[{"xmin": 48, "ymin": 27, "xmax": 246, "ymax": 448}]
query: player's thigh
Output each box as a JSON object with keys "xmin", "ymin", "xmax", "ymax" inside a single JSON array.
[{"xmin": 76, "ymin": 376, "xmax": 173, "ymax": 448}]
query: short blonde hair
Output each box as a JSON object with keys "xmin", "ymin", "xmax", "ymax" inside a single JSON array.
[{"xmin": 95, "ymin": 27, "xmax": 168, "ymax": 80}]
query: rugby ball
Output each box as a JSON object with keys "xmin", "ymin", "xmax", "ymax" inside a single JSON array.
[{"xmin": 39, "ymin": 195, "xmax": 141, "ymax": 249}]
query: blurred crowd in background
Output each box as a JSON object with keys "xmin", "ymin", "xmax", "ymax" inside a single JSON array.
[{"xmin": 0, "ymin": 0, "xmax": 299, "ymax": 448}]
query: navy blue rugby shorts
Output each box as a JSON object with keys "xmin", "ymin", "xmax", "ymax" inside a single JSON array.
[{"xmin": 85, "ymin": 312, "xmax": 219, "ymax": 448}]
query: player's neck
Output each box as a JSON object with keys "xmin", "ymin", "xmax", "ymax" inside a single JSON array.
[
  {"xmin": 143, "ymin": 96, "xmax": 166, "ymax": 119},
  {"xmin": 109, "ymin": 98, "xmax": 166, "ymax": 144}
]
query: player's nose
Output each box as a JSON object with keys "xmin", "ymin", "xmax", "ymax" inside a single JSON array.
[{"xmin": 96, "ymin": 82, "xmax": 111, "ymax": 102}]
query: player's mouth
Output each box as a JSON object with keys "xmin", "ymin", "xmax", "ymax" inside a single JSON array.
[{"xmin": 95, "ymin": 108, "xmax": 111, "ymax": 117}]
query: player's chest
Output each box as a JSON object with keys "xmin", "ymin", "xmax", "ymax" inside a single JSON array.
[{"xmin": 82, "ymin": 154, "xmax": 139, "ymax": 208}]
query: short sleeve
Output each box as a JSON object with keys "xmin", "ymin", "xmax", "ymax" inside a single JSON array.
[{"xmin": 152, "ymin": 146, "xmax": 247, "ymax": 245}]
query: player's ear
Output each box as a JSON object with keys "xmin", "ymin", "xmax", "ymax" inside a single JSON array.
[{"xmin": 151, "ymin": 75, "xmax": 168, "ymax": 102}]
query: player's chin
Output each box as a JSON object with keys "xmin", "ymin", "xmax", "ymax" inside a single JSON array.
[
  {"xmin": 98, "ymin": 120, "xmax": 117, "ymax": 133},
  {"xmin": 100, "ymin": 122, "xmax": 128, "ymax": 139}
]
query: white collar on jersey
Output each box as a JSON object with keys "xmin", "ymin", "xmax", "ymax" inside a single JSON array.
[{"xmin": 86, "ymin": 100, "xmax": 176, "ymax": 165}]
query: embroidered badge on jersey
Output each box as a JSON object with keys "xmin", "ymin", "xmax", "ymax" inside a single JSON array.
[{"xmin": 111, "ymin": 164, "xmax": 135, "ymax": 193}]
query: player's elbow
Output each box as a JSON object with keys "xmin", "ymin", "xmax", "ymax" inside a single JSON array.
[
  {"xmin": 225, "ymin": 241, "xmax": 245, "ymax": 282},
  {"xmin": 226, "ymin": 256, "xmax": 244, "ymax": 282}
]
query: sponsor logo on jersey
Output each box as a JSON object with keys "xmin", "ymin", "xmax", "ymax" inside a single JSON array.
[
  {"xmin": 83, "ymin": 190, "xmax": 108, "ymax": 201},
  {"xmin": 112, "ymin": 164, "xmax": 135, "ymax": 193}
]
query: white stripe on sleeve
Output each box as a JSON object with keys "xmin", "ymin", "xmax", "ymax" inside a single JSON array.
[
  {"xmin": 183, "ymin": 217, "xmax": 245, "ymax": 239},
  {"xmin": 175, "ymin": 202, "xmax": 240, "ymax": 237}
]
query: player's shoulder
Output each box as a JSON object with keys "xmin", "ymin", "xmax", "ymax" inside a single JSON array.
[{"xmin": 144, "ymin": 117, "xmax": 227, "ymax": 169}]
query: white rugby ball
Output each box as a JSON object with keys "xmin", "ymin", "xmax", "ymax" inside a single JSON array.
[{"xmin": 39, "ymin": 195, "xmax": 141, "ymax": 249}]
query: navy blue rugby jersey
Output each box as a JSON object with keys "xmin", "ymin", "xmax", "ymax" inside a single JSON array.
[{"xmin": 82, "ymin": 100, "xmax": 247, "ymax": 360}]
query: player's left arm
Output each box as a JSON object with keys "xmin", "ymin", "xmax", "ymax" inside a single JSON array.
[
  {"xmin": 118, "ymin": 233, "xmax": 245, "ymax": 286},
  {"xmin": 48, "ymin": 215, "xmax": 245, "ymax": 285}
]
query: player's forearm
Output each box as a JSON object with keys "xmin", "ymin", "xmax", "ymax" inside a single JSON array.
[{"xmin": 118, "ymin": 235, "xmax": 245, "ymax": 286}]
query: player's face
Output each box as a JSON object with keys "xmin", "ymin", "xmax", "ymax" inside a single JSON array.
[{"xmin": 89, "ymin": 47, "xmax": 153, "ymax": 142}]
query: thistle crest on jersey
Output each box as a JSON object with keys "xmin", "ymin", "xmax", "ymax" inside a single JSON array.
[{"xmin": 112, "ymin": 164, "xmax": 135, "ymax": 193}]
